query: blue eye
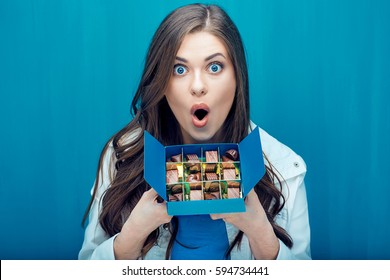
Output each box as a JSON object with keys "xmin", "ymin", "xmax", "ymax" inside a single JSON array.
[
  {"xmin": 173, "ymin": 65, "xmax": 187, "ymax": 75},
  {"xmin": 208, "ymin": 63, "xmax": 222, "ymax": 73}
]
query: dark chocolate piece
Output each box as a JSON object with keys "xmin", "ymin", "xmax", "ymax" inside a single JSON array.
[
  {"xmin": 169, "ymin": 193, "xmax": 183, "ymax": 201},
  {"xmin": 171, "ymin": 184, "xmax": 183, "ymax": 194},
  {"xmin": 221, "ymin": 155, "xmax": 233, "ymax": 162},
  {"xmin": 189, "ymin": 182, "xmax": 202, "ymax": 190},
  {"xmin": 171, "ymin": 154, "xmax": 182, "ymax": 162},
  {"xmin": 224, "ymin": 149, "xmax": 238, "ymax": 161},
  {"xmin": 204, "ymin": 192, "xmax": 220, "ymax": 200}
]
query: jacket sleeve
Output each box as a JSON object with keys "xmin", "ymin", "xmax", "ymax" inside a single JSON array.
[
  {"xmin": 78, "ymin": 145, "xmax": 117, "ymax": 260},
  {"xmin": 276, "ymin": 178, "xmax": 311, "ymax": 260}
]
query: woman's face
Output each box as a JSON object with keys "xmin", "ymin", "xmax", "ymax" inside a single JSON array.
[{"xmin": 165, "ymin": 31, "xmax": 236, "ymax": 144}]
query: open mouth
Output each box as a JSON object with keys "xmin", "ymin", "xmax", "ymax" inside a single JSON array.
[
  {"xmin": 194, "ymin": 109, "xmax": 208, "ymax": 120},
  {"xmin": 191, "ymin": 103, "xmax": 210, "ymax": 128}
]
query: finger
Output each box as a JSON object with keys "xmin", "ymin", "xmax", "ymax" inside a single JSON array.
[
  {"xmin": 245, "ymin": 189, "xmax": 257, "ymax": 203},
  {"xmin": 156, "ymin": 206, "xmax": 173, "ymax": 224},
  {"xmin": 210, "ymin": 214, "xmax": 224, "ymax": 220},
  {"xmin": 246, "ymin": 189, "xmax": 256, "ymax": 198},
  {"xmin": 143, "ymin": 187, "xmax": 158, "ymax": 199}
]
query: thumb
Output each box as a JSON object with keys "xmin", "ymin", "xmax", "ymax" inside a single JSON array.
[
  {"xmin": 143, "ymin": 187, "xmax": 158, "ymax": 200},
  {"xmin": 245, "ymin": 189, "xmax": 257, "ymax": 202},
  {"xmin": 210, "ymin": 214, "xmax": 223, "ymax": 220}
]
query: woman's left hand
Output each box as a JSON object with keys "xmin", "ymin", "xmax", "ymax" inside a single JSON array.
[
  {"xmin": 210, "ymin": 190, "xmax": 280, "ymax": 259},
  {"xmin": 210, "ymin": 190, "xmax": 267, "ymax": 233}
]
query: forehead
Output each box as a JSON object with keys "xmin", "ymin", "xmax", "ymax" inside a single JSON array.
[{"xmin": 176, "ymin": 31, "xmax": 229, "ymax": 60}]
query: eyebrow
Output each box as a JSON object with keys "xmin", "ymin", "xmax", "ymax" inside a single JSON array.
[{"xmin": 175, "ymin": 52, "xmax": 226, "ymax": 63}]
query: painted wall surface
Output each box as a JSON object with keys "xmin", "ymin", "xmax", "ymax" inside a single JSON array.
[{"xmin": 0, "ymin": 0, "xmax": 389, "ymax": 259}]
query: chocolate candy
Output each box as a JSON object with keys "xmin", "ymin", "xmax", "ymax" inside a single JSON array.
[
  {"xmin": 226, "ymin": 181, "xmax": 240, "ymax": 198},
  {"xmin": 221, "ymin": 162, "xmax": 235, "ymax": 169},
  {"xmin": 166, "ymin": 162, "xmax": 177, "ymax": 171},
  {"xmin": 171, "ymin": 154, "xmax": 183, "ymax": 162},
  {"xmin": 205, "ymin": 151, "xmax": 218, "ymax": 162},
  {"xmin": 227, "ymin": 181, "xmax": 240, "ymax": 188},
  {"xmin": 224, "ymin": 149, "xmax": 238, "ymax": 161},
  {"xmin": 189, "ymin": 182, "xmax": 202, "ymax": 190},
  {"xmin": 166, "ymin": 170, "xmax": 178, "ymax": 183},
  {"xmin": 187, "ymin": 163, "xmax": 201, "ymax": 173},
  {"xmin": 190, "ymin": 189, "xmax": 203, "ymax": 200},
  {"xmin": 227, "ymin": 188, "xmax": 240, "ymax": 198},
  {"xmin": 204, "ymin": 163, "xmax": 216, "ymax": 173},
  {"xmin": 171, "ymin": 184, "xmax": 183, "ymax": 194},
  {"xmin": 169, "ymin": 193, "xmax": 183, "ymax": 201},
  {"xmin": 205, "ymin": 181, "xmax": 220, "ymax": 192},
  {"xmin": 186, "ymin": 172, "xmax": 201, "ymax": 182},
  {"xmin": 186, "ymin": 154, "xmax": 200, "ymax": 162},
  {"xmin": 204, "ymin": 192, "xmax": 220, "ymax": 200},
  {"xmin": 205, "ymin": 173, "xmax": 218, "ymax": 181},
  {"xmin": 221, "ymin": 156, "xmax": 233, "ymax": 162},
  {"xmin": 165, "ymin": 145, "xmax": 242, "ymax": 203},
  {"xmin": 223, "ymin": 169, "xmax": 236, "ymax": 180}
]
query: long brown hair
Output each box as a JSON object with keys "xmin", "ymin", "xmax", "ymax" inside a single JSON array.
[{"xmin": 82, "ymin": 3, "xmax": 292, "ymax": 259}]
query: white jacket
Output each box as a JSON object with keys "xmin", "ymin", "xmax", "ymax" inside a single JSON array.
[{"xmin": 78, "ymin": 123, "xmax": 311, "ymax": 259}]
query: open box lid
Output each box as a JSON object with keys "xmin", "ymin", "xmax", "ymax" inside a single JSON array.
[
  {"xmin": 239, "ymin": 126, "xmax": 265, "ymax": 197},
  {"xmin": 144, "ymin": 131, "xmax": 167, "ymax": 199},
  {"xmin": 144, "ymin": 126, "xmax": 265, "ymax": 201}
]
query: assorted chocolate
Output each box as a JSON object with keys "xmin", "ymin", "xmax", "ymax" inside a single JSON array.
[{"xmin": 166, "ymin": 147, "xmax": 242, "ymax": 201}]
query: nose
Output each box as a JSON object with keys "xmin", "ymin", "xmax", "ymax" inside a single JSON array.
[{"xmin": 190, "ymin": 72, "xmax": 207, "ymax": 96}]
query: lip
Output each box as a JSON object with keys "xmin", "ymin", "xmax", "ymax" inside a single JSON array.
[{"xmin": 190, "ymin": 103, "xmax": 210, "ymax": 128}]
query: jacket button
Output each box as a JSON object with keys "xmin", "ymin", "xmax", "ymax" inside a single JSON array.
[{"xmin": 294, "ymin": 162, "xmax": 300, "ymax": 168}]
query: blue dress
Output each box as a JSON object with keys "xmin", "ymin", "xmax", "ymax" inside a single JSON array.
[{"xmin": 170, "ymin": 215, "xmax": 230, "ymax": 260}]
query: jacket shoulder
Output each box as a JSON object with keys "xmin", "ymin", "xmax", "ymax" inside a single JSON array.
[{"xmin": 251, "ymin": 123, "xmax": 307, "ymax": 180}]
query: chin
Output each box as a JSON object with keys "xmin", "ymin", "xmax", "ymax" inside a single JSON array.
[{"xmin": 188, "ymin": 130, "xmax": 218, "ymax": 144}]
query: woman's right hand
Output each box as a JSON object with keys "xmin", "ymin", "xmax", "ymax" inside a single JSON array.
[{"xmin": 114, "ymin": 188, "xmax": 172, "ymax": 259}]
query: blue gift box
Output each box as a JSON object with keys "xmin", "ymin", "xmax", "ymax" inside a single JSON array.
[{"xmin": 144, "ymin": 126, "xmax": 265, "ymax": 215}]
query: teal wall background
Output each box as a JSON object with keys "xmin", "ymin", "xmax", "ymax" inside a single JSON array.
[{"xmin": 0, "ymin": 0, "xmax": 389, "ymax": 259}]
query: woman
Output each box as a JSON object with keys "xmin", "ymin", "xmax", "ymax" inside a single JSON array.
[{"xmin": 79, "ymin": 3, "xmax": 311, "ymax": 260}]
